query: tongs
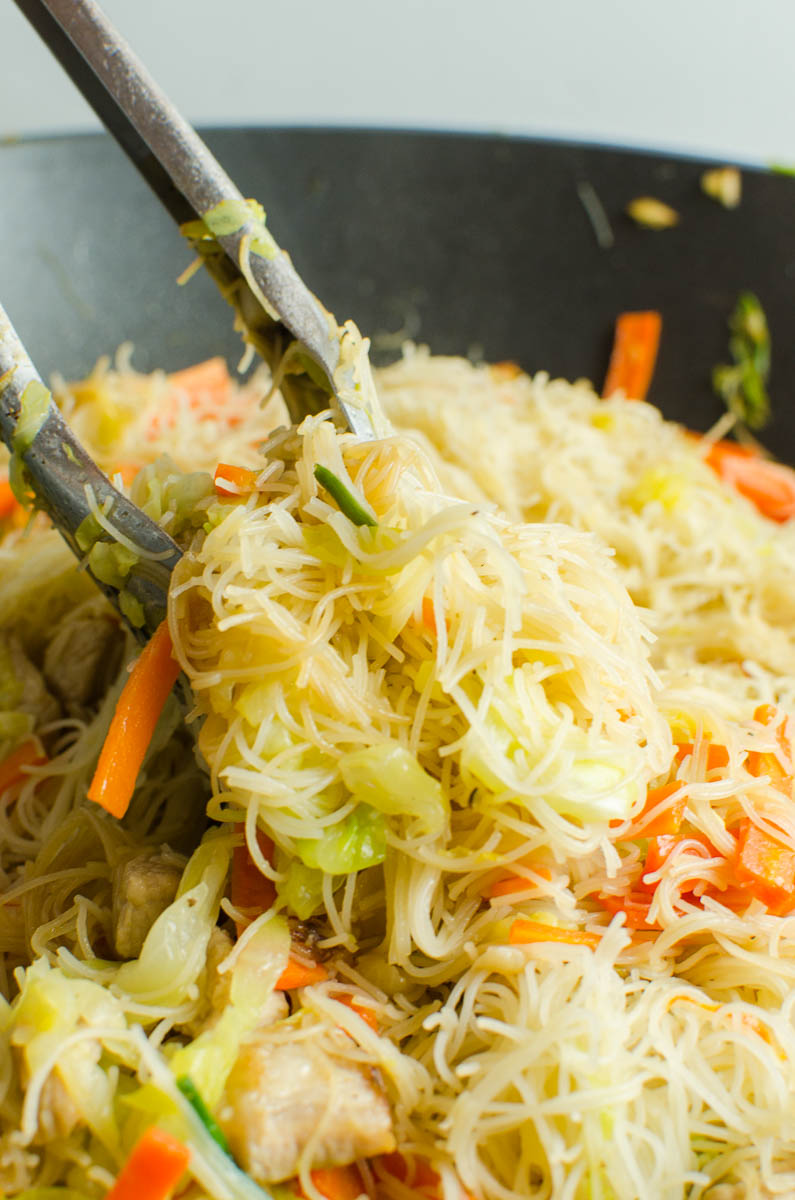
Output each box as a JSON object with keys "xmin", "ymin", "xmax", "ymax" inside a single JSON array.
[{"xmin": 1, "ymin": 0, "xmax": 386, "ymax": 639}]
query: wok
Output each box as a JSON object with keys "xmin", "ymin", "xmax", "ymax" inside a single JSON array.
[{"xmin": 1, "ymin": 128, "xmax": 793, "ymax": 453}]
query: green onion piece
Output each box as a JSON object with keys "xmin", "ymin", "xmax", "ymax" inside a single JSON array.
[
  {"xmin": 176, "ymin": 1075, "xmax": 231, "ymax": 1155},
  {"xmin": 712, "ymin": 291, "xmax": 771, "ymax": 430},
  {"xmin": 313, "ymin": 464, "xmax": 377, "ymax": 527}
]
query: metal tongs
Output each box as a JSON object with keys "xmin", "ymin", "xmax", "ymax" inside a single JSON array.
[{"xmin": 1, "ymin": 0, "xmax": 386, "ymax": 638}]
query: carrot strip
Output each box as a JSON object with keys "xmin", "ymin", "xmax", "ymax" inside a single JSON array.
[
  {"xmin": 112, "ymin": 463, "xmax": 142, "ymax": 487},
  {"xmin": 303, "ymin": 1165, "xmax": 366, "ymax": 1200},
  {"xmin": 0, "ymin": 740, "xmax": 46, "ymax": 795},
  {"xmin": 487, "ymin": 866, "xmax": 551, "ymax": 898},
  {"xmin": 104, "ymin": 1125, "xmax": 190, "ymax": 1200},
  {"xmin": 375, "ymin": 1152, "xmax": 476, "ymax": 1200},
  {"xmin": 634, "ymin": 782, "xmax": 686, "ymax": 836},
  {"xmin": 734, "ymin": 819, "xmax": 795, "ymax": 909},
  {"xmin": 0, "ymin": 478, "xmax": 20, "ymax": 520},
  {"xmin": 377, "ymin": 1152, "xmax": 443, "ymax": 1192},
  {"xmin": 213, "ymin": 463, "xmax": 259, "ymax": 498},
  {"xmin": 509, "ymin": 918, "xmax": 601, "ymax": 950},
  {"xmin": 169, "ymin": 356, "xmax": 230, "ymax": 403},
  {"xmin": 674, "ymin": 742, "xmax": 730, "ymax": 772},
  {"xmin": 602, "ymin": 311, "xmax": 662, "ymax": 402},
  {"xmin": 336, "ymin": 992, "xmax": 380, "ymax": 1032},
  {"xmin": 421, "ymin": 595, "xmax": 437, "ymax": 636},
  {"xmin": 599, "ymin": 890, "xmax": 659, "ymax": 931},
  {"xmin": 704, "ymin": 440, "xmax": 795, "ymax": 523},
  {"xmin": 87, "ymin": 620, "xmax": 181, "ymax": 819},
  {"xmin": 746, "ymin": 703, "xmax": 792, "ymax": 793},
  {"xmin": 230, "ymin": 827, "xmax": 276, "ymax": 936},
  {"xmin": 275, "ymin": 954, "xmax": 329, "ymax": 990}
]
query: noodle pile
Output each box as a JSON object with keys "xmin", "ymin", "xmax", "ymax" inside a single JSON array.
[{"xmin": 1, "ymin": 346, "xmax": 795, "ymax": 1199}]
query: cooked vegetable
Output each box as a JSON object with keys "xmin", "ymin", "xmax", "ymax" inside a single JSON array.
[
  {"xmin": 674, "ymin": 741, "xmax": 729, "ymax": 770},
  {"xmin": 169, "ymin": 356, "xmax": 231, "ymax": 403},
  {"xmin": 712, "ymin": 291, "xmax": 771, "ymax": 429},
  {"xmin": 87, "ymin": 619, "xmax": 181, "ymax": 818},
  {"xmin": 104, "ymin": 1126, "xmax": 191, "ymax": 1200},
  {"xmin": 303, "ymin": 1165, "xmax": 366, "ymax": 1200},
  {"xmin": 509, "ymin": 917, "xmax": 601, "ymax": 949},
  {"xmin": 0, "ymin": 737, "xmax": 45, "ymax": 794},
  {"xmin": 8, "ymin": 379, "xmax": 52, "ymax": 506},
  {"xmin": 0, "ymin": 477, "xmax": 20, "ymax": 520},
  {"xmin": 230, "ymin": 828, "xmax": 277, "ymax": 933},
  {"xmin": 703, "ymin": 439, "xmax": 795, "ymax": 522},
  {"xmin": 602, "ymin": 311, "xmax": 662, "ymax": 402},
  {"xmin": 214, "ymin": 463, "xmax": 260, "ymax": 497},
  {"xmin": 625, "ymin": 197, "xmax": 679, "ymax": 229},
  {"xmin": 700, "ymin": 166, "xmax": 741, "ymax": 208},
  {"xmin": 275, "ymin": 953, "xmax": 329, "ymax": 990},
  {"xmin": 634, "ymin": 781, "xmax": 686, "ymax": 835},
  {"xmin": 734, "ymin": 820, "xmax": 795, "ymax": 910},
  {"xmin": 313, "ymin": 465, "xmax": 377, "ymax": 527},
  {"xmin": 176, "ymin": 1076, "xmax": 231, "ymax": 1155}
]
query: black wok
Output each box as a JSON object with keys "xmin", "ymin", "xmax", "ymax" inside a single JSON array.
[{"xmin": 1, "ymin": 128, "xmax": 793, "ymax": 454}]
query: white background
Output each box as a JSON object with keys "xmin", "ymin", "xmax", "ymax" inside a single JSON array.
[{"xmin": 2, "ymin": 0, "xmax": 794, "ymax": 163}]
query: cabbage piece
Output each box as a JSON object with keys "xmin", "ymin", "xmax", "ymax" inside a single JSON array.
[
  {"xmin": 114, "ymin": 831, "xmax": 233, "ymax": 1006},
  {"xmin": 277, "ymin": 858, "xmax": 325, "ymax": 919},
  {"xmin": 131, "ymin": 457, "xmax": 215, "ymax": 541},
  {"xmin": 460, "ymin": 675, "xmax": 642, "ymax": 824},
  {"xmin": 11, "ymin": 960, "xmax": 127, "ymax": 1152},
  {"xmin": 88, "ymin": 540, "xmax": 139, "ymax": 589},
  {"xmin": 169, "ymin": 915, "xmax": 290, "ymax": 1107},
  {"xmin": 9, "ymin": 380, "xmax": 52, "ymax": 505},
  {"xmin": 339, "ymin": 743, "xmax": 448, "ymax": 835},
  {"xmin": 295, "ymin": 804, "xmax": 386, "ymax": 873}
]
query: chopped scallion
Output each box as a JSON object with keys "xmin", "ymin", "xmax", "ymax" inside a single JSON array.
[
  {"xmin": 712, "ymin": 291, "xmax": 771, "ymax": 430},
  {"xmin": 313, "ymin": 464, "xmax": 377, "ymax": 527},
  {"xmin": 176, "ymin": 1074, "xmax": 231, "ymax": 1155}
]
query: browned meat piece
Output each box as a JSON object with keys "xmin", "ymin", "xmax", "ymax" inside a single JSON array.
[
  {"xmin": 218, "ymin": 1027, "xmax": 395, "ymax": 1183},
  {"xmin": 112, "ymin": 853, "xmax": 184, "ymax": 959},
  {"xmin": 0, "ymin": 634, "xmax": 60, "ymax": 728},
  {"xmin": 43, "ymin": 606, "xmax": 123, "ymax": 709}
]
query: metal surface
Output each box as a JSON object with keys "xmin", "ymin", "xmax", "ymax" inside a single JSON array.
[
  {"xmin": 1, "ymin": 129, "xmax": 793, "ymax": 456},
  {"xmin": 13, "ymin": 0, "xmax": 381, "ymax": 439},
  {"xmin": 0, "ymin": 304, "xmax": 180, "ymax": 637}
]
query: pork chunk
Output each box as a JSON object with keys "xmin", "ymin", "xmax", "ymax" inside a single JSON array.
[
  {"xmin": 0, "ymin": 634, "xmax": 60, "ymax": 728},
  {"xmin": 43, "ymin": 608, "xmax": 123, "ymax": 710},
  {"xmin": 218, "ymin": 1029, "xmax": 395, "ymax": 1183},
  {"xmin": 112, "ymin": 853, "xmax": 183, "ymax": 959}
]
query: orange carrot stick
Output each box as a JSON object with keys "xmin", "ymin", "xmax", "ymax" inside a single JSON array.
[
  {"xmin": 303, "ymin": 1165, "xmax": 366, "ymax": 1200},
  {"xmin": 0, "ymin": 740, "xmax": 46, "ymax": 795},
  {"xmin": 213, "ymin": 463, "xmax": 259, "ymax": 497},
  {"xmin": 421, "ymin": 595, "xmax": 437, "ymax": 636},
  {"xmin": 0, "ymin": 478, "xmax": 20, "ymax": 520},
  {"xmin": 634, "ymin": 781, "xmax": 687, "ymax": 836},
  {"xmin": 734, "ymin": 819, "xmax": 795, "ymax": 909},
  {"xmin": 104, "ymin": 1126, "xmax": 190, "ymax": 1200},
  {"xmin": 674, "ymin": 742, "xmax": 730, "ymax": 772},
  {"xmin": 336, "ymin": 992, "xmax": 380, "ymax": 1032},
  {"xmin": 169, "ymin": 357, "xmax": 230, "ymax": 404},
  {"xmin": 275, "ymin": 954, "xmax": 329, "ymax": 990},
  {"xmin": 87, "ymin": 620, "xmax": 181, "ymax": 819},
  {"xmin": 509, "ymin": 918, "xmax": 601, "ymax": 949},
  {"xmin": 487, "ymin": 865, "xmax": 551, "ymax": 898},
  {"xmin": 746, "ymin": 703, "xmax": 792, "ymax": 792},
  {"xmin": 602, "ymin": 311, "xmax": 662, "ymax": 402},
  {"xmin": 704, "ymin": 441, "xmax": 795, "ymax": 523}
]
